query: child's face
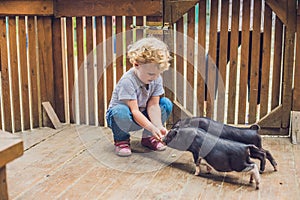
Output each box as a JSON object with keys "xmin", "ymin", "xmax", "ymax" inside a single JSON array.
[{"xmin": 134, "ymin": 63, "xmax": 162, "ymax": 84}]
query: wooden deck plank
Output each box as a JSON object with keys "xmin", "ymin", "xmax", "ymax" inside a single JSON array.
[
  {"xmin": 6, "ymin": 125, "xmax": 300, "ymax": 199},
  {"xmin": 6, "ymin": 125, "xmax": 93, "ymax": 198}
]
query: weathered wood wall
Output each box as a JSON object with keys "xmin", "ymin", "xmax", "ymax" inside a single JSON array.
[{"xmin": 0, "ymin": 0, "xmax": 298, "ymax": 135}]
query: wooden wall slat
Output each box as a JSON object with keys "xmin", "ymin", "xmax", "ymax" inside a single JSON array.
[
  {"xmin": 66, "ymin": 17, "xmax": 74, "ymax": 123},
  {"xmin": 96, "ymin": 16, "xmax": 104, "ymax": 126},
  {"xmin": 175, "ymin": 17, "xmax": 184, "ymax": 108},
  {"xmin": 27, "ymin": 17, "xmax": 39, "ymax": 128},
  {"xmin": 86, "ymin": 16, "xmax": 95, "ymax": 125},
  {"xmin": 217, "ymin": 0, "xmax": 229, "ymax": 122},
  {"xmin": 0, "ymin": 17, "xmax": 12, "ymax": 131},
  {"xmin": 227, "ymin": 0, "xmax": 240, "ymax": 124},
  {"xmin": 37, "ymin": 17, "xmax": 54, "ymax": 105},
  {"xmin": 271, "ymin": 17, "xmax": 283, "ymax": 110},
  {"xmin": 125, "ymin": 17, "xmax": 133, "ymax": 71},
  {"xmin": 18, "ymin": 17, "xmax": 30, "ymax": 130},
  {"xmin": 294, "ymin": 15, "xmax": 300, "ymax": 111},
  {"xmin": 196, "ymin": 0, "xmax": 206, "ymax": 117},
  {"xmin": 9, "ymin": 17, "xmax": 21, "ymax": 132},
  {"xmin": 249, "ymin": 0, "xmax": 262, "ymax": 124},
  {"xmin": 105, "ymin": 16, "xmax": 113, "ymax": 112},
  {"xmin": 76, "ymin": 17, "xmax": 86, "ymax": 124},
  {"xmin": 206, "ymin": 0, "xmax": 218, "ymax": 118},
  {"xmin": 135, "ymin": 16, "xmax": 144, "ymax": 41},
  {"xmin": 0, "ymin": 28, "xmax": 2, "ymax": 130},
  {"xmin": 52, "ymin": 18, "xmax": 64, "ymax": 124},
  {"xmin": 260, "ymin": 4, "xmax": 272, "ymax": 118},
  {"xmin": 186, "ymin": 8, "xmax": 195, "ymax": 113},
  {"xmin": 116, "ymin": 16, "xmax": 124, "ymax": 82},
  {"xmin": 238, "ymin": 0, "xmax": 251, "ymax": 124}
]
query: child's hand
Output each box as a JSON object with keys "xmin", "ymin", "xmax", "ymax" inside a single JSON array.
[
  {"xmin": 159, "ymin": 127, "xmax": 168, "ymax": 136},
  {"xmin": 152, "ymin": 127, "xmax": 163, "ymax": 142},
  {"xmin": 154, "ymin": 127, "xmax": 168, "ymax": 142}
]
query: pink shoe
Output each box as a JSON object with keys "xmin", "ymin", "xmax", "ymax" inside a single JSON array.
[
  {"xmin": 114, "ymin": 140, "xmax": 132, "ymax": 157},
  {"xmin": 141, "ymin": 136, "xmax": 166, "ymax": 151}
]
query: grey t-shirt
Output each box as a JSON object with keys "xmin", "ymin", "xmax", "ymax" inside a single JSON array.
[{"xmin": 107, "ymin": 67, "xmax": 164, "ymax": 112}]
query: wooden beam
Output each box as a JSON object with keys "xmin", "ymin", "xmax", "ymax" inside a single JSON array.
[
  {"xmin": 0, "ymin": 131, "xmax": 23, "ymax": 168},
  {"xmin": 42, "ymin": 102, "xmax": 63, "ymax": 129},
  {"xmin": 164, "ymin": 0, "xmax": 198, "ymax": 24},
  {"xmin": 265, "ymin": 0, "xmax": 287, "ymax": 25},
  {"xmin": 54, "ymin": 0, "xmax": 162, "ymax": 17},
  {"xmin": 0, "ymin": 0, "xmax": 53, "ymax": 16},
  {"xmin": 258, "ymin": 105, "xmax": 282, "ymax": 128},
  {"xmin": 171, "ymin": 100, "xmax": 193, "ymax": 127},
  {"xmin": 294, "ymin": 14, "xmax": 300, "ymax": 111},
  {"xmin": 259, "ymin": 128, "xmax": 284, "ymax": 136}
]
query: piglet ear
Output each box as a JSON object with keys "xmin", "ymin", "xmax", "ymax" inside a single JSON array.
[
  {"xmin": 171, "ymin": 119, "xmax": 182, "ymax": 129},
  {"xmin": 250, "ymin": 124, "xmax": 260, "ymax": 130}
]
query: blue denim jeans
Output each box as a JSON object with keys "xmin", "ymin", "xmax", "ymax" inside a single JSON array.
[{"xmin": 106, "ymin": 97, "xmax": 173, "ymax": 141}]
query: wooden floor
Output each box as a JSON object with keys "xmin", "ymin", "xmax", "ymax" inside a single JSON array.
[{"xmin": 6, "ymin": 124, "xmax": 300, "ymax": 200}]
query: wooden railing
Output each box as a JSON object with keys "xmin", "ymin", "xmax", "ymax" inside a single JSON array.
[{"xmin": 0, "ymin": 0, "xmax": 298, "ymax": 135}]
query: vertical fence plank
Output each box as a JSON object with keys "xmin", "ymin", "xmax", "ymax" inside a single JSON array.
[
  {"xmin": 116, "ymin": 16, "xmax": 124, "ymax": 82},
  {"xmin": 238, "ymin": 0, "xmax": 251, "ymax": 124},
  {"xmin": 105, "ymin": 16, "xmax": 113, "ymax": 112},
  {"xmin": 66, "ymin": 17, "xmax": 74, "ymax": 123},
  {"xmin": 96, "ymin": 16, "xmax": 104, "ymax": 126},
  {"xmin": 197, "ymin": 0, "xmax": 206, "ymax": 117},
  {"xmin": 186, "ymin": 8, "xmax": 195, "ymax": 113},
  {"xmin": 294, "ymin": 14, "xmax": 300, "ymax": 111},
  {"xmin": 125, "ymin": 17, "xmax": 133, "ymax": 70},
  {"xmin": 271, "ymin": 17, "xmax": 283, "ymax": 110},
  {"xmin": 227, "ymin": 0, "xmax": 240, "ymax": 124},
  {"xmin": 27, "ymin": 16, "xmax": 39, "ymax": 128},
  {"xmin": 260, "ymin": 4, "xmax": 272, "ymax": 118},
  {"xmin": 18, "ymin": 16, "xmax": 30, "ymax": 130},
  {"xmin": 206, "ymin": 0, "xmax": 218, "ymax": 119},
  {"xmin": 217, "ymin": 0, "xmax": 229, "ymax": 122},
  {"xmin": 249, "ymin": 0, "xmax": 262, "ymax": 124},
  {"xmin": 0, "ymin": 34, "xmax": 2, "ymax": 129},
  {"xmin": 86, "ymin": 16, "xmax": 95, "ymax": 125},
  {"xmin": 135, "ymin": 16, "xmax": 144, "ymax": 41},
  {"xmin": 37, "ymin": 17, "xmax": 54, "ymax": 112},
  {"xmin": 76, "ymin": 17, "xmax": 86, "ymax": 124},
  {"xmin": 9, "ymin": 17, "xmax": 21, "ymax": 132},
  {"xmin": 175, "ymin": 17, "xmax": 184, "ymax": 108},
  {"xmin": 0, "ymin": 17, "xmax": 12, "ymax": 131},
  {"xmin": 52, "ymin": 18, "xmax": 64, "ymax": 123}
]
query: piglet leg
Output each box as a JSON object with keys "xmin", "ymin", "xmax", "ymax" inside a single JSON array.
[
  {"xmin": 249, "ymin": 164, "xmax": 260, "ymax": 190},
  {"xmin": 194, "ymin": 158, "xmax": 201, "ymax": 176},
  {"xmin": 193, "ymin": 152, "xmax": 201, "ymax": 176}
]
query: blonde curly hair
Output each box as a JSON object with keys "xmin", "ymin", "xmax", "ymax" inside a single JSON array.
[{"xmin": 127, "ymin": 37, "xmax": 171, "ymax": 71}]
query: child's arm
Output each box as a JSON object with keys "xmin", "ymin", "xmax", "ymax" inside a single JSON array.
[
  {"xmin": 125, "ymin": 99, "xmax": 163, "ymax": 140},
  {"xmin": 146, "ymin": 96, "xmax": 167, "ymax": 135}
]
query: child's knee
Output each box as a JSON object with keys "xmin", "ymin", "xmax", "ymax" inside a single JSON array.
[
  {"xmin": 110, "ymin": 104, "xmax": 131, "ymax": 120},
  {"xmin": 160, "ymin": 97, "xmax": 173, "ymax": 114}
]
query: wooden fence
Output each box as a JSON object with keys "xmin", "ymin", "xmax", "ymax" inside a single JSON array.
[{"xmin": 0, "ymin": 0, "xmax": 299, "ymax": 135}]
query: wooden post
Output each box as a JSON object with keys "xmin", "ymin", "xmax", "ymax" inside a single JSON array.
[
  {"xmin": 281, "ymin": 0, "xmax": 296, "ymax": 134},
  {"xmin": 291, "ymin": 111, "xmax": 300, "ymax": 144},
  {"xmin": 0, "ymin": 166, "xmax": 8, "ymax": 200},
  {"xmin": 0, "ymin": 131, "xmax": 23, "ymax": 200}
]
